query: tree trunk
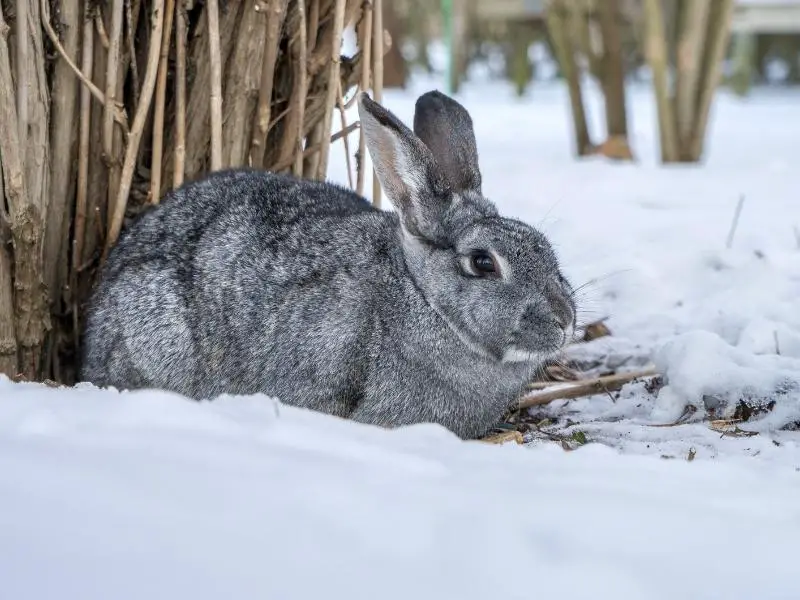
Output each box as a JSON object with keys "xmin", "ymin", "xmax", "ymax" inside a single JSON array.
[
  {"xmin": 674, "ymin": 0, "xmax": 710, "ymax": 158},
  {"xmin": 382, "ymin": 0, "xmax": 407, "ymax": 88},
  {"xmin": 546, "ymin": 0, "xmax": 595, "ymax": 156},
  {"xmin": 596, "ymin": 0, "xmax": 633, "ymax": 159},
  {"xmin": 687, "ymin": 0, "xmax": 734, "ymax": 162},
  {"xmin": 643, "ymin": 0, "xmax": 679, "ymax": 163}
]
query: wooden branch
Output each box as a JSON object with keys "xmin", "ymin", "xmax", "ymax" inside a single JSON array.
[
  {"xmin": 44, "ymin": 0, "xmax": 82, "ymax": 305},
  {"xmin": 206, "ymin": 0, "xmax": 224, "ymax": 171},
  {"xmin": 0, "ymin": 1, "xmax": 48, "ymax": 378},
  {"xmin": 15, "ymin": 0, "xmax": 28, "ymax": 148},
  {"xmin": 271, "ymin": 122, "xmax": 359, "ymax": 173},
  {"xmin": 125, "ymin": 0, "xmax": 141, "ymax": 107},
  {"xmin": 0, "ymin": 4, "xmax": 27, "ymax": 218},
  {"xmin": 72, "ymin": 1, "xmax": 94, "ymax": 344},
  {"xmin": 337, "ymin": 80, "xmax": 354, "ymax": 189},
  {"xmin": 39, "ymin": 0, "xmax": 128, "ymax": 132},
  {"xmin": 293, "ymin": 0, "xmax": 308, "ymax": 177},
  {"xmin": 517, "ymin": 367, "xmax": 659, "ymax": 409},
  {"xmin": 150, "ymin": 0, "xmax": 176, "ymax": 204},
  {"xmin": 371, "ymin": 0, "xmax": 383, "ymax": 206},
  {"xmin": 173, "ymin": 0, "xmax": 187, "ymax": 189},
  {"xmin": 103, "ymin": 0, "xmax": 124, "ymax": 160},
  {"xmin": 250, "ymin": 0, "xmax": 289, "ymax": 169},
  {"xmin": 315, "ymin": 0, "xmax": 347, "ymax": 180},
  {"xmin": 356, "ymin": 0, "xmax": 372, "ymax": 196},
  {"xmin": 104, "ymin": 0, "xmax": 166, "ymax": 260}
]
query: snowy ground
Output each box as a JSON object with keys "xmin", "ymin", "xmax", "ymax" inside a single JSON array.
[{"xmin": 2, "ymin": 75, "xmax": 800, "ymax": 598}]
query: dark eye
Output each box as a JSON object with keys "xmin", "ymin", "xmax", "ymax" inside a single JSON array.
[{"xmin": 470, "ymin": 252, "xmax": 497, "ymax": 276}]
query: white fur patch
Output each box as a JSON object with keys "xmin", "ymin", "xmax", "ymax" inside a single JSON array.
[{"xmin": 502, "ymin": 347, "xmax": 542, "ymax": 364}]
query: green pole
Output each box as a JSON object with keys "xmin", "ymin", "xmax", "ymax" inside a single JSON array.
[{"xmin": 441, "ymin": 0, "xmax": 453, "ymax": 93}]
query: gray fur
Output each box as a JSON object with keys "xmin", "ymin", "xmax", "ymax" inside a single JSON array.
[{"xmin": 80, "ymin": 90, "xmax": 576, "ymax": 440}]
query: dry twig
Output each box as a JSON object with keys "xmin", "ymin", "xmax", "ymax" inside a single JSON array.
[
  {"xmin": 206, "ymin": 0, "xmax": 224, "ymax": 171},
  {"xmin": 173, "ymin": 0, "xmax": 187, "ymax": 188},
  {"xmin": 249, "ymin": 0, "xmax": 288, "ymax": 168},
  {"xmin": 150, "ymin": 0, "xmax": 177, "ymax": 203},
  {"xmin": 517, "ymin": 367, "xmax": 660, "ymax": 409},
  {"xmin": 104, "ymin": 0, "xmax": 166, "ymax": 259}
]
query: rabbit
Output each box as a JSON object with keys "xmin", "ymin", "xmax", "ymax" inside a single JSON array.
[{"xmin": 80, "ymin": 90, "xmax": 577, "ymax": 440}]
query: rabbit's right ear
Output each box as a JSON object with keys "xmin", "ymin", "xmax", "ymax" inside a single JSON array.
[
  {"xmin": 413, "ymin": 91, "xmax": 482, "ymax": 195},
  {"xmin": 357, "ymin": 92, "xmax": 452, "ymax": 243}
]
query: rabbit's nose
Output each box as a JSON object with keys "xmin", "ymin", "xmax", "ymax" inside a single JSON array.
[{"xmin": 545, "ymin": 282, "xmax": 575, "ymax": 334}]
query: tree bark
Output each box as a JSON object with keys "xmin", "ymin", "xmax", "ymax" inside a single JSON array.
[
  {"xmin": 546, "ymin": 0, "xmax": 595, "ymax": 156},
  {"xmin": 643, "ymin": 0, "xmax": 678, "ymax": 163},
  {"xmin": 688, "ymin": 0, "xmax": 734, "ymax": 162},
  {"xmin": 221, "ymin": 0, "xmax": 268, "ymax": 169},
  {"xmin": 596, "ymin": 0, "xmax": 630, "ymax": 141},
  {"xmin": 674, "ymin": 0, "xmax": 710, "ymax": 158},
  {"xmin": 45, "ymin": 0, "xmax": 81, "ymax": 315},
  {"xmin": 0, "ymin": 2, "xmax": 49, "ymax": 379}
]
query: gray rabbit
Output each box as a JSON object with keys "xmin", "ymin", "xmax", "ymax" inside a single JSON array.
[{"xmin": 80, "ymin": 90, "xmax": 576, "ymax": 440}]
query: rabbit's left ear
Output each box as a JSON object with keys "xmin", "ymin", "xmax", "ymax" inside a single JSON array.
[
  {"xmin": 413, "ymin": 91, "xmax": 482, "ymax": 196},
  {"xmin": 358, "ymin": 92, "xmax": 453, "ymax": 243}
]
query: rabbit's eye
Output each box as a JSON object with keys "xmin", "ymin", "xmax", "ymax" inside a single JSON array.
[{"xmin": 470, "ymin": 252, "xmax": 497, "ymax": 276}]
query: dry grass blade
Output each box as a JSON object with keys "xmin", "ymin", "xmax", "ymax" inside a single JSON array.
[{"xmin": 517, "ymin": 367, "xmax": 660, "ymax": 409}]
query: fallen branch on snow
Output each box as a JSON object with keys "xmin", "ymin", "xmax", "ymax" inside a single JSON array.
[{"xmin": 517, "ymin": 367, "xmax": 660, "ymax": 410}]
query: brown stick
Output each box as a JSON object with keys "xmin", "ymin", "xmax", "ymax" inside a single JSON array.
[
  {"xmin": 517, "ymin": 367, "xmax": 660, "ymax": 409},
  {"xmin": 206, "ymin": 0, "xmax": 224, "ymax": 171},
  {"xmin": 356, "ymin": 0, "xmax": 373, "ymax": 196},
  {"xmin": 125, "ymin": 0, "xmax": 140, "ymax": 106},
  {"xmin": 104, "ymin": 0, "xmax": 166, "ymax": 259},
  {"xmin": 0, "ymin": 2, "xmax": 48, "ymax": 378},
  {"xmin": 271, "ymin": 122, "xmax": 359, "ymax": 173},
  {"xmin": 15, "ymin": 0, "xmax": 28, "ymax": 147},
  {"xmin": 371, "ymin": 0, "xmax": 383, "ymax": 206},
  {"xmin": 72, "ymin": 2, "xmax": 94, "ymax": 343},
  {"xmin": 173, "ymin": 0, "xmax": 187, "ymax": 188},
  {"xmin": 150, "ymin": 0, "xmax": 176, "ymax": 203},
  {"xmin": 103, "ymin": 0, "xmax": 124, "ymax": 160},
  {"xmin": 44, "ymin": 0, "xmax": 82, "ymax": 310},
  {"xmin": 337, "ymin": 80, "xmax": 355, "ymax": 189},
  {"xmin": 250, "ymin": 0, "xmax": 289, "ymax": 169},
  {"xmin": 39, "ymin": 0, "xmax": 127, "ymax": 131},
  {"xmin": 314, "ymin": 0, "xmax": 347, "ymax": 180}
]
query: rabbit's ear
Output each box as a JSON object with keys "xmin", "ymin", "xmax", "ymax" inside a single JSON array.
[
  {"xmin": 358, "ymin": 92, "xmax": 452, "ymax": 242},
  {"xmin": 413, "ymin": 91, "xmax": 482, "ymax": 195}
]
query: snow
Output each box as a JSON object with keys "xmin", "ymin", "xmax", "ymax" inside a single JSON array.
[
  {"xmin": 2, "ymin": 381, "xmax": 800, "ymax": 600},
  {"xmin": 1, "ymin": 74, "xmax": 800, "ymax": 598}
]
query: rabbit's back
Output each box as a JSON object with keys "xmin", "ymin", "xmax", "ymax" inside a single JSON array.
[{"xmin": 81, "ymin": 169, "xmax": 395, "ymax": 402}]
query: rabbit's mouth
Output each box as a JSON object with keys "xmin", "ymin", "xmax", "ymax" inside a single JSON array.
[{"xmin": 502, "ymin": 321, "xmax": 574, "ymax": 364}]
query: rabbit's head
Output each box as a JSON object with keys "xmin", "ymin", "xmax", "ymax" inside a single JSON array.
[{"xmin": 358, "ymin": 91, "xmax": 576, "ymax": 366}]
